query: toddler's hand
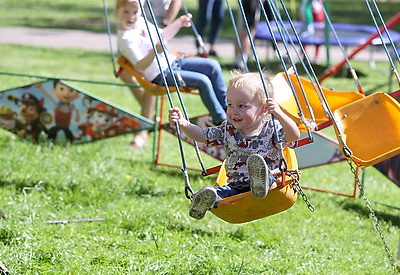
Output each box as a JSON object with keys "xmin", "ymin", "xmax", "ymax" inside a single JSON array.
[
  {"xmin": 168, "ymin": 107, "xmax": 189, "ymax": 128},
  {"xmin": 266, "ymin": 98, "xmax": 282, "ymax": 115}
]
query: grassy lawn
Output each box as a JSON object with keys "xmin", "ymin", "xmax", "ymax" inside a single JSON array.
[{"xmin": 0, "ymin": 0, "xmax": 400, "ymax": 274}]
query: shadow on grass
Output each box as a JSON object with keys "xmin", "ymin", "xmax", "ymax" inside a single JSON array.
[{"xmin": 340, "ymin": 200, "xmax": 400, "ymax": 227}]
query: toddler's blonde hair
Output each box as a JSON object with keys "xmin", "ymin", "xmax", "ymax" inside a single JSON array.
[{"xmin": 228, "ymin": 70, "xmax": 274, "ymax": 103}]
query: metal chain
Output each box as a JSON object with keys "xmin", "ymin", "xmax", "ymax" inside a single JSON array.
[
  {"xmin": 287, "ymin": 170, "xmax": 315, "ymax": 212},
  {"xmin": 346, "ymin": 160, "xmax": 398, "ymax": 272}
]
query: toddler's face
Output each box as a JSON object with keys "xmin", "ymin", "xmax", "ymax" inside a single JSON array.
[
  {"xmin": 226, "ymin": 86, "xmax": 265, "ymax": 135},
  {"xmin": 117, "ymin": 2, "xmax": 141, "ymax": 30}
]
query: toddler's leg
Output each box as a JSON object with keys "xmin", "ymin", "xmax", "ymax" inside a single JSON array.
[
  {"xmin": 247, "ymin": 154, "xmax": 274, "ymax": 198},
  {"xmin": 189, "ymin": 186, "xmax": 217, "ymax": 219}
]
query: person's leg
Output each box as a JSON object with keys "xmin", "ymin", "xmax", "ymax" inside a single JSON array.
[
  {"xmin": 165, "ymin": 58, "xmax": 227, "ymax": 124},
  {"xmin": 119, "ymin": 70, "xmax": 156, "ymax": 148},
  {"xmin": 208, "ymin": 0, "xmax": 225, "ymax": 55},
  {"xmin": 233, "ymin": 0, "xmax": 257, "ymax": 69},
  {"xmin": 262, "ymin": 0, "xmax": 275, "ymax": 21},
  {"xmin": 179, "ymin": 57, "xmax": 227, "ymax": 105},
  {"xmin": 180, "ymin": 57, "xmax": 227, "ymax": 109},
  {"xmin": 299, "ymin": 0, "xmax": 314, "ymax": 36},
  {"xmin": 195, "ymin": 0, "xmax": 211, "ymax": 51}
]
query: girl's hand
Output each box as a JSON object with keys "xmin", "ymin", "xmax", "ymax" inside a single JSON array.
[
  {"xmin": 155, "ymin": 41, "xmax": 163, "ymax": 53},
  {"xmin": 179, "ymin": 13, "xmax": 192, "ymax": 28}
]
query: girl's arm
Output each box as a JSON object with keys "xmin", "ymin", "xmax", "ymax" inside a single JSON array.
[
  {"xmin": 162, "ymin": 14, "xmax": 192, "ymax": 41},
  {"xmin": 135, "ymin": 41, "xmax": 163, "ymax": 71},
  {"xmin": 135, "ymin": 14, "xmax": 190, "ymax": 70},
  {"xmin": 266, "ymin": 98, "xmax": 300, "ymax": 143},
  {"xmin": 169, "ymin": 107, "xmax": 207, "ymax": 142}
]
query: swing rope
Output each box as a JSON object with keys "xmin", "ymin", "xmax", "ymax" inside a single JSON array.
[
  {"xmin": 276, "ymin": 1, "xmax": 333, "ymax": 126},
  {"xmin": 365, "ymin": 0, "xmax": 400, "ymax": 87},
  {"xmin": 255, "ymin": 0, "xmax": 315, "ymax": 209},
  {"xmin": 261, "ymin": 0, "xmax": 318, "ymax": 137},
  {"xmin": 102, "ymin": 0, "xmax": 119, "ymax": 77},
  {"xmin": 181, "ymin": 0, "xmax": 208, "ymax": 57},
  {"xmin": 140, "ymin": 0, "xmax": 212, "ymax": 198},
  {"xmin": 144, "ymin": 0, "xmax": 207, "ymax": 176},
  {"xmin": 316, "ymin": 0, "xmax": 364, "ymax": 95},
  {"xmin": 233, "ymin": 0, "xmax": 315, "ymax": 210},
  {"xmin": 225, "ymin": 0, "xmax": 249, "ymax": 73},
  {"xmin": 140, "ymin": 0, "xmax": 192, "ymax": 196},
  {"xmin": 237, "ymin": 0, "xmax": 292, "ymax": 175},
  {"xmin": 270, "ymin": 0, "xmax": 354, "ymax": 162},
  {"xmin": 273, "ymin": 0, "xmax": 396, "ymax": 267},
  {"xmin": 273, "ymin": 0, "xmax": 330, "ymax": 124},
  {"xmin": 237, "ymin": 1, "xmax": 278, "ymax": 136}
]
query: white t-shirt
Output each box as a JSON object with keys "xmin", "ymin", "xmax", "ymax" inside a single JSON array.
[
  {"xmin": 117, "ymin": 17, "xmax": 177, "ymax": 81},
  {"xmin": 144, "ymin": 0, "xmax": 172, "ymax": 23}
]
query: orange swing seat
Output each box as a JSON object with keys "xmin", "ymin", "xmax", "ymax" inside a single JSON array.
[
  {"xmin": 272, "ymin": 72, "xmax": 365, "ymax": 132},
  {"xmin": 117, "ymin": 55, "xmax": 197, "ymax": 96},
  {"xmin": 333, "ymin": 92, "xmax": 400, "ymax": 167},
  {"xmin": 210, "ymin": 147, "xmax": 299, "ymax": 224}
]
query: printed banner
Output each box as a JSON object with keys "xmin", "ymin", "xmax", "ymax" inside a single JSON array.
[{"xmin": 0, "ymin": 80, "xmax": 154, "ymax": 144}]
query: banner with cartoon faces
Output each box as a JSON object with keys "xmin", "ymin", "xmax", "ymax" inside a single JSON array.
[{"xmin": 0, "ymin": 80, "xmax": 154, "ymax": 144}]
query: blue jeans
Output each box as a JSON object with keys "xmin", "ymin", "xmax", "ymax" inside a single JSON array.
[
  {"xmin": 196, "ymin": 0, "xmax": 225, "ymax": 46},
  {"xmin": 157, "ymin": 57, "xmax": 227, "ymax": 124}
]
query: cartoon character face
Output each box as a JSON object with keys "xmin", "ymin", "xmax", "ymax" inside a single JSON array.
[
  {"xmin": 53, "ymin": 82, "xmax": 79, "ymax": 104},
  {"xmin": 0, "ymin": 113, "xmax": 16, "ymax": 130},
  {"xmin": 0, "ymin": 105, "xmax": 16, "ymax": 130},
  {"xmin": 19, "ymin": 102, "xmax": 40, "ymax": 124},
  {"xmin": 91, "ymin": 111, "xmax": 114, "ymax": 131}
]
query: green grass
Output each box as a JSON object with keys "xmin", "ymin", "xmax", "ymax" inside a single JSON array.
[
  {"xmin": 0, "ymin": 0, "xmax": 400, "ymax": 273},
  {"xmin": 0, "ymin": 42, "xmax": 399, "ymax": 274}
]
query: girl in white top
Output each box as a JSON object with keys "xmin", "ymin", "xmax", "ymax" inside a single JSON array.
[{"xmin": 116, "ymin": 0, "xmax": 228, "ymax": 149}]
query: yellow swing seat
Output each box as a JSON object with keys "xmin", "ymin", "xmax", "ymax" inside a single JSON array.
[
  {"xmin": 117, "ymin": 55, "xmax": 197, "ymax": 96},
  {"xmin": 210, "ymin": 148, "xmax": 298, "ymax": 224},
  {"xmin": 272, "ymin": 72, "xmax": 365, "ymax": 132},
  {"xmin": 333, "ymin": 92, "xmax": 400, "ymax": 167}
]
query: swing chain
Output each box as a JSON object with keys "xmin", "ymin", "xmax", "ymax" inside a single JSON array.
[
  {"xmin": 346, "ymin": 160, "xmax": 398, "ymax": 272},
  {"xmin": 290, "ymin": 171, "xmax": 315, "ymax": 212}
]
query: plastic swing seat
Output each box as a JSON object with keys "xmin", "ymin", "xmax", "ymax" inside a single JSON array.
[
  {"xmin": 117, "ymin": 55, "xmax": 197, "ymax": 96},
  {"xmin": 272, "ymin": 72, "xmax": 365, "ymax": 131},
  {"xmin": 210, "ymin": 148, "xmax": 298, "ymax": 224},
  {"xmin": 333, "ymin": 92, "xmax": 400, "ymax": 168}
]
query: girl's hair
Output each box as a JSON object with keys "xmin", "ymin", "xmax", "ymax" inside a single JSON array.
[
  {"xmin": 228, "ymin": 70, "xmax": 274, "ymax": 103},
  {"xmin": 116, "ymin": 0, "xmax": 139, "ymax": 10}
]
